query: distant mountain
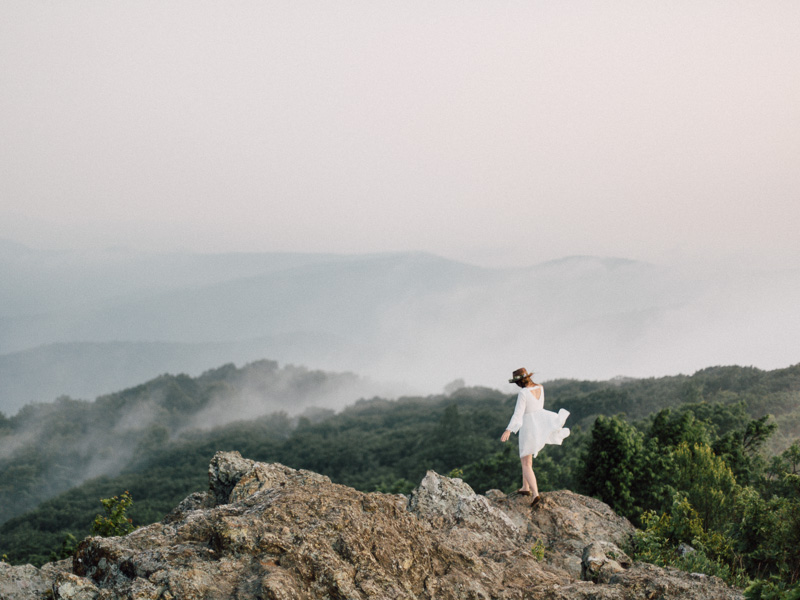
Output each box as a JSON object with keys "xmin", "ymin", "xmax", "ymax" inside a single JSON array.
[
  {"xmin": 0, "ymin": 241, "xmax": 348, "ymax": 321},
  {"xmin": 1, "ymin": 246, "xmax": 799, "ymax": 415}
]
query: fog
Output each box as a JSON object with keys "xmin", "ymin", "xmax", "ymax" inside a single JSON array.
[
  {"xmin": 1, "ymin": 248, "xmax": 798, "ymax": 418},
  {"xmin": 1, "ymin": 2, "xmax": 799, "ymax": 414},
  {"xmin": 1, "ymin": 246, "xmax": 799, "ymax": 523},
  {"xmin": 0, "ymin": 359, "xmax": 398, "ymax": 524}
]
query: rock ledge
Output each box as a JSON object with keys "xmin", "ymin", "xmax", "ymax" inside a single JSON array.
[{"xmin": 1, "ymin": 451, "xmax": 744, "ymax": 599}]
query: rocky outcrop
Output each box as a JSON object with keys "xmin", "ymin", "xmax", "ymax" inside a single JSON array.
[
  {"xmin": 0, "ymin": 559, "xmax": 71, "ymax": 600},
  {"xmin": 0, "ymin": 451, "xmax": 744, "ymax": 599}
]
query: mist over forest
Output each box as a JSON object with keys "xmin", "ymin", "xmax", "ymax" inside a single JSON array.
[{"xmin": 2, "ymin": 240, "xmax": 799, "ymax": 416}]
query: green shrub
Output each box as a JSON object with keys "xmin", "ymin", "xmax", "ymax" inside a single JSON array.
[
  {"xmin": 91, "ymin": 491, "xmax": 135, "ymax": 537},
  {"xmin": 631, "ymin": 495, "xmax": 748, "ymax": 587},
  {"xmin": 745, "ymin": 578, "xmax": 800, "ymax": 600},
  {"xmin": 530, "ymin": 539, "xmax": 546, "ymax": 561}
]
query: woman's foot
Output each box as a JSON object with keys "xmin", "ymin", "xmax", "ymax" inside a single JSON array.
[
  {"xmin": 531, "ymin": 495, "xmax": 541, "ymax": 508},
  {"xmin": 516, "ymin": 489, "xmax": 532, "ymax": 496}
]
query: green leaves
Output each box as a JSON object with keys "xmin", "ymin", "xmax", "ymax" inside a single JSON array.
[
  {"xmin": 632, "ymin": 495, "xmax": 747, "ymax": 586},
  {"xmin": 91, "ymin": 491, "xmax": 135, "ymax": 538},
  {"xmin": 669, "ymin": 442, "xmax": 739, "ymax": 533},
  {"xmin": 580, "ymin": 415, "xmax": 645, "ymax": 520}
]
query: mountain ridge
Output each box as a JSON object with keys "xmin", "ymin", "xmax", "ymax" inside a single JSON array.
[{"xmin": 0, "ymin": 248, "xmax": 753, "ymax": 414}]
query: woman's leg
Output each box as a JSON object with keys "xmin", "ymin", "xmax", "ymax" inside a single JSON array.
[{"xmin": 520, "ymin": 455, "xmax": 539, "ymax": 497}]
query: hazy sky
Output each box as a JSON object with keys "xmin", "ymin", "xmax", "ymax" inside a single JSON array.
[{"xmin": 1, "ymin": 1, "xmax": 798, "ymax": 269}]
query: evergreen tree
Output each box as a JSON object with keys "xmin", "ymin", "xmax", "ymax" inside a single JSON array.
[{"xmin": 580, "ymin": 415, "xmax": 644, "ymax": 519}]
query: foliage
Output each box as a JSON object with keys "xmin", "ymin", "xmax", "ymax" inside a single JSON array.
[
  {"xmin": 746, "ymin": 578, "xmax": 800, "ymax": 600},
  {"xmin": 49, "ymin": 533, "xmax": 77, "ymax": 561},
  {"xmin": 631, "ymin": 497, "xmax": 748, "ymax": 587},
  {"xmin": 714, "ymin": 415, "xmax": 777, "ymax": 485},
  {"xmin": 530, "ymin": 539, "xmax": 546, "ymax": 561},
  {"xmin": 91, "ymin": 491, "xmax": 135, "ymax": 537},
  {"xmin": 580, "ymin": 415, "xmax": 645, "ymax": 519},
  {"xmin": 667, "ymin": 442, "xmax": 740, "ymax": 533},
  {"xmin": 373, "ymin": 478, "xmax": 415, "ymax": 495},
  {"xmin": 459, "ymin": 444, "xmax": 520, "ymax": 494}
]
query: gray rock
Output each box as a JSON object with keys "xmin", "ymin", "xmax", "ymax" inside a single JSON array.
[
  {"xmin": 207, "ymin": 450, "xmax": 255, "ymax": 505},
  {"xmin": 207, "ymin": 449, "xmax": 330, "ymax": 506},
  {"xmin": 408, "ymin": 470, "xmax": 520, "ymax": 539},
  {"xmin": 53, "ymin": 572, "xmax": 102, "ymax": 599},
  {"xmin": 0, "ymin": 559, "xmax": 71, "ymax": 600},
  {"xmin": 678, "ymin": 542, "xmax": 696, "ymax": 556},
  {"xmin": 581, "ymin": 541, "xmax": 631, "ymax": 583},
  {"xmin": 1, "ymin": 562, "xmax": 55, "ymax": 600}
]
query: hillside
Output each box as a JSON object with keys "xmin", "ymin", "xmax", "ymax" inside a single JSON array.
[
  {"xmin": 3, "ymin": 360, "xmax": 798, "ymax": 533},
  {"xmin": 0, "ymin": 359, "xmax": 389, "ymax": 525}
]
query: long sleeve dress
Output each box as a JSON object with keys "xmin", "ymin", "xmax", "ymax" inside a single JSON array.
[{"xmin": 506, "ymin": 384, "xmax": 570, "ymax": 458}]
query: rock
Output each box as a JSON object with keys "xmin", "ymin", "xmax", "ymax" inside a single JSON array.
[
  {"xmin": 53, "ymin": 572, "xmax": 102, "ymax": 599},
  {"xmin": 207, "ymin": 450, "xmax": 330, "ymax": 506},
  {"xmin": 0, "ymin": 559, "xmax": 71, "ymax": 600},
  {"xmin": 581, "ymin": 541, "xmax": 631, "ymax": 583},
  {"xmin": 409, "ymin": 470, "xmax": 519, "ymax": 539},
  {"xmin": 607, "ymin": 562, "xmax": 743, "ymax": 600},
  {"xmin": 0, "ymin": 452, "xmax": 745, "ymax": 599},
  {"xmin": 162, "ymin": 491, "xmax": 212, "ymax": 523},
  {"xmin": 678, "ymin": 542, "xmax": 696, "ymax": 556},
  {"xmin": 207, "ymin": 450, "xmax": 256, "ymax": 505},
  {"xmin": 484, "ymin": 488, "xmax": 637, "ymax": 581},
  {"xmin": 1, "ymin": 561, "xmax": 60, "ymax": 600}
]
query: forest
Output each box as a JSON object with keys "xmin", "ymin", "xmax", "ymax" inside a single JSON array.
[{"xmin": 1, "ymin": 361, "xmax": 799, "ymax": 599}]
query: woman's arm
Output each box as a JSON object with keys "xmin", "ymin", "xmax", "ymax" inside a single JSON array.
[{"xmin": 501, "ymin": 391, "xmax": 527, "ymax": 440}]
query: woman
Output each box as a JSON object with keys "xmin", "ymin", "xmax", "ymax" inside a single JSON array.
[{"xmin": 500, "ymin": 367, "xmax": 570, "ymax": 507}]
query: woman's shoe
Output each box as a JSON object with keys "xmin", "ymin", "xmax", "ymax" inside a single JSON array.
[
  {"xmin": 531, "ymin": 495, "xmax": 541, "ymax": 508},
  {"xmin": 517, "ymin": 489, "xmax": 532, "ymax": 496}
]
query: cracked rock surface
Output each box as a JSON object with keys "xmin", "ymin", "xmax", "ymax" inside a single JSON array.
[{"xmin": 1, "ymin": 451, "xmax": 744, "ymax": 599}]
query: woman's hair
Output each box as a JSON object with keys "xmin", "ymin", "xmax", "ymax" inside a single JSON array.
[{"xmin": 516, "ymin": 376, "xmax": 535, "ymax": 388}]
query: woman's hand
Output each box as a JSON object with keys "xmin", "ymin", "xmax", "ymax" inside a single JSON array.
[{"xmin": 500, "ymin": 430, "xmax": 511, "ymax": 442}]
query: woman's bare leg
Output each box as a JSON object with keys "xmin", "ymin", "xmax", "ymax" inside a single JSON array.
[{"xmin": 520, "ymin": 455, "xmax": 539, "ymax": 497}]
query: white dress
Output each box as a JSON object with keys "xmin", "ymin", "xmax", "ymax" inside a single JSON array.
[{"xmin": 506, "ymin": 385, "xmax": 570, "ymax": 458}]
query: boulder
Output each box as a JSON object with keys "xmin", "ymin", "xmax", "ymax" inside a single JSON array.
[
  {"xmin": 408, "ymin": 470, "xmax": 519, "ymax": 538},
  {"xmin": 581, "ymin": 541, "xmax": 631, "ymax": 583},
  {"xmin": 0, "ymin": 560, "xmax": 71, "ymax": 600},
  {"xmin": 52, "ymin": 572, "xmax": 103, "ymax": 599}
]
